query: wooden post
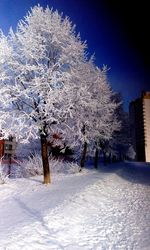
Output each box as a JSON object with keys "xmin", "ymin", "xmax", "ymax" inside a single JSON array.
[{"xmin": 8, "ymin": 155, "xmax": 11, "ymax": 177}]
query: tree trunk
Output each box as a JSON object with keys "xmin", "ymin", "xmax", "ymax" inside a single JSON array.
[
  {"xmin": 80, "ymin": 141, "xmax": 87, "ymax": 169},
  {"xmin": 103, "ymin": 152, "xmax": 107, "ymax": 165},
  {"xmin": 80, "ymin": 124, "xmax": 87, "ymax": 170},
  {"xmin": 108, "ymin": 152, "xmax": 111, "ymax": 164},
  {"xmin": 94, "ymin": 147, "xmax": 99, "ymax": 168},
  {"xmin": 119, "ymin": 151, "xmax": 122, "ymax": 162},
  {"xmin": 40, "ymin": 134, "xmax": 51, "ymax": 184}
]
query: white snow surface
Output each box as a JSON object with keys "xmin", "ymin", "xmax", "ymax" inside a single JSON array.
[{"xmin": 0, "ymin": 162, "xmax": 150, "ymax": 250}]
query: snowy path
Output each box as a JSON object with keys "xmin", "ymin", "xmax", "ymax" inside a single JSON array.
[{"xmin": 0, "ymin": 163, "xmax": 150, "ymax": 250}]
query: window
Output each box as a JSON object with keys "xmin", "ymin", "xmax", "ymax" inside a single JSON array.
[
  {"xmin": 5, "ymin": 144, "xmax": 12, "ymax": 150},
  {"xmin": 8, "ymin": 136, "xmax": 13, "ymax": 141},
  {"xmin": 4, "ymin": 153, "xmax": 12, "ymax": 159}
]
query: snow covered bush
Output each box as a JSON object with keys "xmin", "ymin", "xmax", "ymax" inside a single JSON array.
[
  {"xmin": 17, "ymin": 154, "xmax": 80, "ymax": 178},
  {"xmin": 125, "ymin": 145, "xmax": 136, "ymax": 160},
  {"xmin": 49, "ymin": 158, "xmax": 80, "ymax": 174},
  {"xmin": 18, "ymin": 154, "xmax": 43, "ymax": 178}
]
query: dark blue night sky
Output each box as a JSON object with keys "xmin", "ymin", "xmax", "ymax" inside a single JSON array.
[{"xmin": 0, "ymin": 0, "xmax": 149, "ymax": 110}]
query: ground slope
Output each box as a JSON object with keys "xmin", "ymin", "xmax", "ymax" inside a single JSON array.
[{"xmin": 0, "ymin": 162, "xmax": 150, "ymax": 250}]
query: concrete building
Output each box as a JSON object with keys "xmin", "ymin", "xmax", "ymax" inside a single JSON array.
[{"xmin": 129, "ymin": 91, "xmax": 150, "ymax": 162}]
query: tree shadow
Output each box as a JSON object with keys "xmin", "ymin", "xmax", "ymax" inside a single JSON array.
[
  {"xmin": 27, "ymin": 177, "xmax": 43, "ymax": 184},
  {"xmin": 116, "ymin": 162, "xmax": 150, "ymax": 186},
  {"xmin": 13, "ymin": 197, "xmax": 64, "ymax": 249},
  {"xmin": 87, "ymin": 160, "xmax": 150, "ymax": 186}
]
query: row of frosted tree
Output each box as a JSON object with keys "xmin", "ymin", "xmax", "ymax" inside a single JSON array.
[{"xmin": 0, "ymin": 5, "xmax": 133, "ymax": 184}]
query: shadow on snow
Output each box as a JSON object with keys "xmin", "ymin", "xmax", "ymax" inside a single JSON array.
[{"xmin": 85, "ymin": 160, "xmax": 150, "ymax": 186}]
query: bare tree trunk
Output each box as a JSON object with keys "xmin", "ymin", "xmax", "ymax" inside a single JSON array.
[
  {"xmin": 119, "ymin": 151, "xmax": 122, "ymax": 162},
  {"xmin": 80, "ymin": 124, "xmax": 87, "ymax": 170},
  {"xmin": 108, "ymin": 152, "xmax": 111, "ymax": 164},
  {"xmin": 80, "ymin": 141, "xmax": 87, "ymax": 169},
  {"xmin": 8, "ymin": 156, "xmax": 11, "ymax": 177},
  {"xmin": 94, "ymin": 147, "xmax": 99, "ymax": 169},
  {"xmin": 103, "ymin": 152, "xmax": 107, "ymax": 165},
  {"xmin": 40, "ymin": 133, "xmax": 51, "ymax": 184}
]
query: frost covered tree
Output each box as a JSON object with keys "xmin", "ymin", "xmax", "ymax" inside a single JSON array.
[
  {"xmin": 100, "ymin": 93, "xmax": 135, "ymax": 163},
  {"xmin": 110, "ymin": 93, "xmax": 135, "ymax": 161},
  {"xmin": 77, "ymin": 63, "xmax": 120, "ymax": 169},
  {"xmin": 90, "ymin": 66, "xmax": 120, "ymax": 168},
  {"xmin": 68, "ymin": 60, "xmax": 120, "ymax": 169},
  {"xmin": 67, "ymin": 60, "xmax": 97, "ymax": 168},
  {"xmin": 0, "ymin": 5, "xmax": 87, "ymax": 184}
]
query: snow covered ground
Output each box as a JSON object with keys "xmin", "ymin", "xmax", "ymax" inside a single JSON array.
[{"xmin": 0, "ymin": 161, "xmax": 150, "ymax": 250}]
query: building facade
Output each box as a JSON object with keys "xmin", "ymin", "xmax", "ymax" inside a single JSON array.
[{"xmin": 129, "ymin": 91, "xmax": 150, "ymax": 162}]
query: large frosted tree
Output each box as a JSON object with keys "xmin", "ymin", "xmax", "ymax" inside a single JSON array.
[{"xmin": 0, "ymin": 5, "xmax": 87, "ymax": 184}]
